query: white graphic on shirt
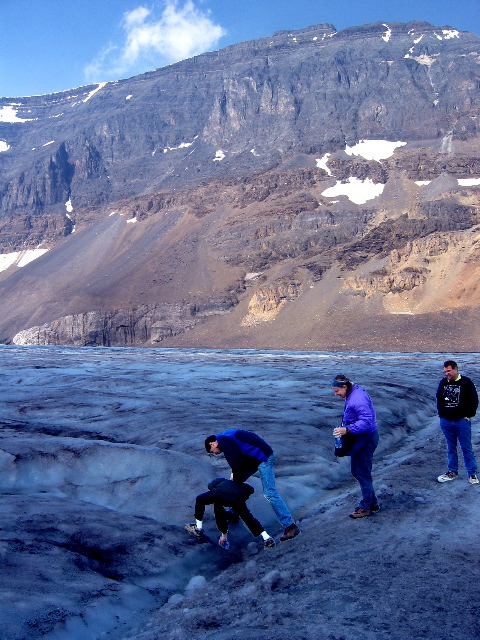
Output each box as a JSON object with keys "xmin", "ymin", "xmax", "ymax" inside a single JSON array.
[{"xmin": 443, "ymin": 385, "xmax": 460, "ymax": 408}]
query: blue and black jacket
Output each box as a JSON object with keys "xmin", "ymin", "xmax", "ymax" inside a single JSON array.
[{"xmin": 216, "ymin": 429, "xmax": 273, "ymax": 482}]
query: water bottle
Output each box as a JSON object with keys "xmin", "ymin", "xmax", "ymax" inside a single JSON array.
[{"xmin": 334, "ymin": 435, "xmax": 343, "ymax": 449}]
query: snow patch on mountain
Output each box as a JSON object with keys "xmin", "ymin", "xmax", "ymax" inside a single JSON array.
[
  {"xmin": 0, "ymin": 249, "xmax": 49, "ymax": 273},
  {"xmin": 345, "ymin": 139, "xmax": 407, "ymax": 161},
  {"xmin": 0, "ymin": 104, "xmax": 36, "ymax": 123},
  {"xmin": 436, "ymin": 29, "xmax": 460, "ymax": 40},
  {"xmin": 459, "ymin": 178, "xmax": 480, "ymax": 186},
  {"xmin": 82, "ymin": 82, "xmax": 107, "ymax": 103},
  {"xmin": 407, "ymin": 53, "xmax": 438, "ymax": 65},
  {"xmin": 316, "ymin": 153, "xmax": 332, "ymax": 176},
  {"xmin": 321, "ymin": 177, "xmax": 385, "ymax": 204},
  {"xmin": 163, "ymin": 138, "xmax": 197, "ymax": 153},
  {"xmin": 382, "ymin": 24, "xmax": 392, "ymax": 42},
  {"xmin": 415, "ymin": 178, "xmax": 480, "ymax": 187}
]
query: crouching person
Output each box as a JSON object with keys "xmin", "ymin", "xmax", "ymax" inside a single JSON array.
[{"xmin": 185, "ymin": 477, "xmax": 276, "ymax": 549}]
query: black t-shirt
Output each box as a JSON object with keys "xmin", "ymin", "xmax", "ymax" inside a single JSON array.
[{"xmin": 436, "ymin": 375, "xmax": 479, "ymax": 420}]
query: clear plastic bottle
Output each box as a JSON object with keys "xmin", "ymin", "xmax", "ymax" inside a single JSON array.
[{"xmin": 334, "ymin": 435, "xmax": 343, "ymax": 449}]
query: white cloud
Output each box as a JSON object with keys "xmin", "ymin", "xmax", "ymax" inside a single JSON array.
[{"xmin": 84, "ymin": 1, "xmax": 226, "ymax": 83}]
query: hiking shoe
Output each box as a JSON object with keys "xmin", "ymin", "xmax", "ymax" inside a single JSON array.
[
  {"xmin": 469, "ymin": 475, "xmax": 479, "ymax": 485},
  {"xmin": 280, "ymin": 523, "xmax": 301, "ymax": 542},
  {"xmin": 264, "ymin": 537, "xmax": 276, "ymax": 549},
  {"xmin": 370, "ymin": 503, "xmax": 380, "ymax": 513},
  {"xmin": 437, "ymin": 471, "xmax": 458, "ymax": 483},
  {"xmin": 349, "ymin": 507, "xmax": 371, "ymax": 519},
  {"xmin": 184, "ymin": 523, "xmax": 204, "ymax": 539}
]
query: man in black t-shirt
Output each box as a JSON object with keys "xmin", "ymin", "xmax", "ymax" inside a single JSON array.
[{"xmin": 436, "ymin": 360, "xmax": 479, "ymax": 484}]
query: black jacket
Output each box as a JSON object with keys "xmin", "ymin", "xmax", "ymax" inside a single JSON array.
[
  {"xmin": 207, "ymin": 477, "xmax": 254, "ymax": 502},
  {"xmin": 436, "ymin": 375, "xmax": 479, "ymax": 420}
]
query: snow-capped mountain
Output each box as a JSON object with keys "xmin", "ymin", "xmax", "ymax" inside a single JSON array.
[{"xmin": 0, "ymin": 21, "xmax": 479, "ymax": 350}]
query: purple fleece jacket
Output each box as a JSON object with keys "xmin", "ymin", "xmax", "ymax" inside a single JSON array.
[{"xmin": 342, "ymin": 384, "xmax": 378, "ymax": 434}]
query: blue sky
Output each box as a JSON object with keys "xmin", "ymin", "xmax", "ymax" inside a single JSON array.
[{"xmin": 1, "ymin": 0, "xmax": 479, "ymax": 97}]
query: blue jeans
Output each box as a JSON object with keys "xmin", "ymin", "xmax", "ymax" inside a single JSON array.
[
  {"xmin": 258, "ymin": 455, "xmax": 294, "ymax": 528},
  {"xmin": 440, "ymin": 418, "xmax": 477, "ymax": 476},
  {"xmin": 350, "ymin": 430, "xmax": 379, "ymax": 510}
]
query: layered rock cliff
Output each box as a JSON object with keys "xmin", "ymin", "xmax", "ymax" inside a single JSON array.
[{"xmin": 1, "ymin": 21, "xmax": 479, "ymax": 351}]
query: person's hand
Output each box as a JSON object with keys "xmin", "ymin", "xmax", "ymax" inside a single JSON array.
[
  {"xmin": 333, "ymin": 427, "xmax": 347, "ymax": 437},
  {"xmin": 219, "ymin": 534, "xmax": 228, "ymax": 547}
]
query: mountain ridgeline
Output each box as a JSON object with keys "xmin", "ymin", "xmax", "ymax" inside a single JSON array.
[{"xmin": 0, "ymin": 21, "xmax": 479, "ymax": 351}]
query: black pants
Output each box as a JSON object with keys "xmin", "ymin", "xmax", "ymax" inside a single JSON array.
[{"xmin": 194, "ymin": 492, "xmax": 263, "ymax": 537}]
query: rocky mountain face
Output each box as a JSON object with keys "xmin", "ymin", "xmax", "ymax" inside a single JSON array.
[{"xmin": 1, "ymin": 21, "xmax": 480, "ymax": 351}]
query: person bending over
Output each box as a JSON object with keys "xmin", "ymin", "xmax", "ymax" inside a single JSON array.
[
  {"xmin": 204, "ymin": 429, "xmax": 300, "ymax": 542},
  {"xmin": 185, "ymin": 477, "xmax": 276, "ymax": 548}
]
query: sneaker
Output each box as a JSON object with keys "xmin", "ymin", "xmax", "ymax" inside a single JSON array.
[
  {"xmin": 264, "ymin": 537, "xmax": 276, "ymax": 548},
  {"xmin": 184, "ymin": 523, "xmax": 204, "ymax": 539},
  {"xmin": 370, "ymin": 503, "xmax": 380, "ymax": 512},
  {"xmin": 437, "ymin": 471, "xmax": 458, "ymax": 483},
  {"xmin": 349, "ymin": 507, "xmax": 371, "ymax": 519},
  {"xmin": 469, "ymin": 475, "xmax": 479, "ymax": 485},
  {"xmin": 218, "ymin": 538, "xmax": 230, "ymax": 549},
  {"xmin": 279, "ymin": 523, "xmax": 301, "ymax": 542}
]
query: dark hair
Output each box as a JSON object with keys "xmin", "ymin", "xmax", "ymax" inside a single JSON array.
[
  {"xmin": 443, "ymin": 360, "xmax": 458, "ymax": 370},
  {"xmin": 331, "ymin": 374, "xmax": 353, "ymax": 390},
  {"xmin": 204, "ymin": 435, "xmax": 218, "ymax": 452}
]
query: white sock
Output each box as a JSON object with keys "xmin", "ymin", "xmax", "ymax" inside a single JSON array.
[
  {"xmin": 260, "ymin": 531, "xmax": 271, "ymax": 540},
  {"xmin": 196, "ymin": 520, "xmax": 203, "ymax": 529}
]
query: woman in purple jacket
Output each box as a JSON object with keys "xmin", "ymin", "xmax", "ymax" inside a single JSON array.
[{"xmin": 332, "ymin": 374, "xmax": 379, "ymax": 518}]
